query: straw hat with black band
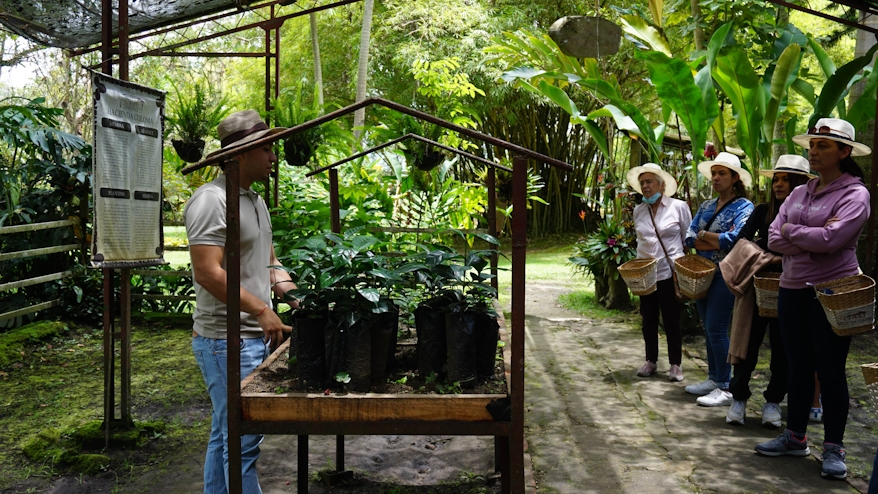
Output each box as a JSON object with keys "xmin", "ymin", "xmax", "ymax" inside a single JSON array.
[
  {"xmin": 696, "ymin": 151, "xmax": 752, "ymax": 188},
  {"xmin": 205, "ymin": 110, "xmax": 287, "ymax": 161},
  {"xmin": 791, "ymin": 117, "xmax": 871, "ymax": 157},
  {"xmin": 626, "ymin": 162, "xmax": 678, "ymax": 197},
  {"xmin": 758, "ymin": 154, "xmax": 816, "ymax": 179}
]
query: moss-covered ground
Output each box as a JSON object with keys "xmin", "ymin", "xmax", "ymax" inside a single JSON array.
[{"xmin": 0, "ymin": 313, "xmax": 209, "ymax": 493}]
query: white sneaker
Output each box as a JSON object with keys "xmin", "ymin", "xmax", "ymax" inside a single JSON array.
[
  {"xmin": 696, "ymin": 388, "xmax": 733, "ymax": 407},
  {"xmin": 726, "ymin": 399, "xmax": 746, "ymax": 425},
  {"xmin": 762, "ymin": 402, "xmax": 783, "ymax": 428},
  {"xmin": 684, "ymin": 379, "xmax": 718, "ymax": 396}
]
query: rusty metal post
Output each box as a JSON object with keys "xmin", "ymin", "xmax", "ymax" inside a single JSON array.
[
  {"xmin": 120, "ymin": 268, "xmax": 132, "ymax": 424},
  {"xmin": 866, "ymin": 95, "xmax": 878, "ymax": 278},
  {"xmin": 101, "ymin": 0, "xmax": 113, "ymax": 75},
  {"xmin": 298, "ymin": 435, "xmax": 309, "ymax": 492},
  {"xmin": 487, "ymin": 166, "xmax": 498, "ymax": 290},
  {"xmin": 330, "ymin": 168, "xmax": 341, "ymax": 233},
  {"xmin": 102, "ymin": 268, "xmax": 114, "ymax": 448},
  {"xmin": 510, "ymin": 156, "xmax": 527, "ymax": 494},
  {"xmin": 118, "ymin": 0, "xmax": 128, "ymax": 81},
  {"xmin": 100, "ymin": 0, "xmax": 114, "ymax": 448},
  {"xmin": 225, "ymin": 161, "xmax": 244, "ymax": 494},
  {"xmin": 273, "ymin": 17, "xmax": 281, "ymax": 208}
]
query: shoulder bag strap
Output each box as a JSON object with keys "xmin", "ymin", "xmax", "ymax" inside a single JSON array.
[
  {"xmin": 704, "ymin": 196, "xmax": 739, "ymax": 233},
  {"xmin": 648, "ymin": 206, "xmax": 676, "ymax": 272}
]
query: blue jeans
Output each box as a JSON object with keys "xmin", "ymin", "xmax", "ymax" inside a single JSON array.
[
  {"xmin": 869, "ymin": 447, "xmax": 878, "ymax": 494},
  {"xmin": 695, "ymin": 268, "xmax": 734, "ymax": 388},
  {"xmin": 193, "ymin": 334, "xmax": 268, "ymax": 494}
]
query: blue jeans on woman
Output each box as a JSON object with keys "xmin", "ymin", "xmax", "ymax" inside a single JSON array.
[
  {"xmin": 694, "ymin": 267, "xmax": 734, "ymax": 389},
  {"xmin": 777, "ymin": 287, "xmax": 851, "ymax": 445},
  {"xmin": 193, "ymin": 334, "xmax": 269, "ymax": 494},
  {"xmin": 869, "ymin": 448, "xmax": 878, "ymax": 493}
]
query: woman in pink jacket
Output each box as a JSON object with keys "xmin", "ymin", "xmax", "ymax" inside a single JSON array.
[{"xmin": 755, "ymin": 118, "xmax": 871, "ymax": 482}]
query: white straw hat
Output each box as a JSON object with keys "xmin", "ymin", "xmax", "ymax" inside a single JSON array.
[
  {"xmin": 205, "ymin": 110, "xmax": 287, "ymax": 160},
  {"xmin": 626, "ymin": 163, "xmax": 678, "ymax": 197},
  {"xmin": 792, "ymin": 118, "xmax": 871, "ymax": 156},
  {"xmin": 697, "ymin": 151, "xmax": 752, "ymax": 188},
  {"xmin": 758, "ymin": 154, "xmax": 815, "ymax": 179}
]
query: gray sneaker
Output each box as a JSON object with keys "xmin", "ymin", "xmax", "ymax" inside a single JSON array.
[
  {"xmin": 684, "ymin": 379, "xmax": 717, "ymax": 396},
  {"xmin": 726, "ymin": 399, "xmax": 746, "ymax": 425},
  {"xmin": 755, "ymin": 430, "xmax": 810, "ymax": 457},
  {"xmin": 761, "ymin": 402, "xmax": 783, "ymax": 428},
  {"xmin": 821, "ymin": 444, "xmax": 846, "ymax": 479}
]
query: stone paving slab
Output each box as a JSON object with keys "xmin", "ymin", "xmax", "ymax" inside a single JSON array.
[{"xmin": 522, "ymin": 282, "xmax": 871, "ymax": 494}]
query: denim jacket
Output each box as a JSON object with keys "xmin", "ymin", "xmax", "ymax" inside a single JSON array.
[{"xmin": 685, "ymin": 196, "xmax": 754, "ymax": 264}]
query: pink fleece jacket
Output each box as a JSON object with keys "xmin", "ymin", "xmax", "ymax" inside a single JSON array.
[{"xmin": 768, "ymin": 173, "xmax": 870, "ymax": 289}]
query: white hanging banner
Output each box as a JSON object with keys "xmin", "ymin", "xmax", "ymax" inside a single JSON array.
[{"xmin": 90, "ymin": 72, "xmax": 166, "ymax": 267}]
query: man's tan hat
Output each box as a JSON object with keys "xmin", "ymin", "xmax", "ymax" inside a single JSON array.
[
  {"xmin": 697, "ymin": 151, "xmax": 752, "ymax": 188},
  {"xmin": 205, "ymin": 110, "xmax": 286, "ymax": 159},
  {"xmin": 626, "ymin": 163, "xmax": 678, "ymax": 197},
  {"xmin": 758, "ymin": 154, "xmax": 815, "ymax": 179}
]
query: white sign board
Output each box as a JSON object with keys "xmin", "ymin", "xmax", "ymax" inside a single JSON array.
[{"xmin": 91, "ymin": 72, "xmax": 166, "ymax": 267}]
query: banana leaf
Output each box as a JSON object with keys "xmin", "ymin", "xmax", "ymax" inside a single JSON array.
[
  {"xmin": 706, "ymin": 22, "xmax": 734, "ymax": 72},
  {"xmin": 713, "ymin": 46, "xmax": 765, "ymax": 166},
  {"xmin": 810, "ymin": 43, "xmax": 878, "ymax": 127},
  {"xmin": 620, "ymin": 15, "xmax": 672, "ymax": 56},
  {"xmin": 649, "ymin": 0, "xmax": 663, "ymax": 27},
  {"xmin": 636, "ymin": 50, "xmax": 708, "ymax": 162},
  {"xmin": 762, "ymin": 44, "xmax": 802, "ymax": 161},
  {"xmin": 791, "ymin": 78, "xmax": 816, "ymax": 107},
  {"xmin": 583, "ymin": 120, "xmax": 610, "ymax": 162},
  {"xmin": 808, "ymin": 36, "xmax": 837, "ymax": 79}
]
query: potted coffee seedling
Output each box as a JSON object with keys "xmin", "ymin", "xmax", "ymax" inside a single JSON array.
[{"xmin": 166, "ymin": 82, "xmax": 228, "ymax": 163}]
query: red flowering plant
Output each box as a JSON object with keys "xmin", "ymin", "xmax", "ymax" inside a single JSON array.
[
  {"xmin": 570, "ymin": 167, "xmax": 637, "ymax": 282},
  {"xmin": 569, "ymin": 214, "xmax": 637, "ymax": 281}
]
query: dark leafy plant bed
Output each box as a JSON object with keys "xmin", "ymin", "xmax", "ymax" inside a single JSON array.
[{"xmin": 244, "ymin": 337, "xmax": 507, "ymax": 396}]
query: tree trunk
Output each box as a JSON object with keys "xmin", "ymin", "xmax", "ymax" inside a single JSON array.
[
  {"xmin": 690, "ymin": 0, "xmax": 705, "ymax": 51},
  {"xmin": 352, "ymin": 0, "xmax": 375, "ymax": 143},
  {"xmin": 310, "ymin": 13, "xmax": 324, "ymax": 108},
  {"xmin": 601, "ymin": 262, "xmax": 632, "ymax": 310}
]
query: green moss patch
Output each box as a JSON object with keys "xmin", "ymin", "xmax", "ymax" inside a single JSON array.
[
  {"xmin": 0, "ymin": 321, "xmax": 67, "ymax": 368},
  {"xmin": 21, "ymin": 420, "xmax": 166, "ymax": 475}
]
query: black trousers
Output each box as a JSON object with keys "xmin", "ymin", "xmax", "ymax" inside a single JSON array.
[
  {"xmin": 639, "ymin": 278, "xmax": 683, "ymax": 365},
  {"xmin": 728, "ymin": 310, "xmax": 788, "ymax": 403},
  {"xmin": 778, "ymin": 287, "xmax": 851, "ymax": 445}
]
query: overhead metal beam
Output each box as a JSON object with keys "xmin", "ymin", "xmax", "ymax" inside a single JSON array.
[
  {"xmin": 84, "ymin": 0, "xmax": 362, "ymax": 67},
  {"xmin": 765, "ymin": 0, "xmax": 878, "ymax": 35}
]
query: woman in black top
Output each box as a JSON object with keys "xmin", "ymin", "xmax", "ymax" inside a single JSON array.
[{"xmin": 725, "ymin": 155, "xmax": 813, "ymax": 427}]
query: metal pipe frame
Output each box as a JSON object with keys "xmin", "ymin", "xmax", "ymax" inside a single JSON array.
[
  {"xmin": 182, "ymin": 98, "xmax": 572, "ymax": 175},
  {"xmin": 88, "ymin": 0, "xmax": 363, "ymax": 67},
  {"xmin": 213, "ymin": 99, "xmax": 568, "ymax": 493},
  {"xmin": 764, "ymin": 0, "xmax": 878, "ymax": 35},
  {"xmin": 305, "ymin": 133, "xmax": 512, "ymax": 177}
]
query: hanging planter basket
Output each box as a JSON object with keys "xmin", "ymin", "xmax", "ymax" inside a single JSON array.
[
  {"xmin": 414, "ymin": 151, "xmax": 443, "ymax": 171},
  {"xmin": 172, "ymin": 139, "xmax": 205, "ymax": 163}
]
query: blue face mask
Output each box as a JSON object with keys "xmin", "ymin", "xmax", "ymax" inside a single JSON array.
[{"xmin": 642, "ymin": 191, "xmax": 662, "ymax": 205}]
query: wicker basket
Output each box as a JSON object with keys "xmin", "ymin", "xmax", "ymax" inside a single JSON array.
[
  {"xmin": 753, "ymin": 271, "xmax": 781, "ymax": 318},
  {"xmin": 814, "ymin": 274, "xmax": 876, "ymax": 336},
  {"xmin": 674, "ymin": 254, "xmax": 716, "ymax": 300},
  {"xmin": 863, "ymin": 363, "xmax": 878, "ymax": 408},
  {"xmin": 618, "ymin": 258, "xmax": 659, "ymax": 296}
]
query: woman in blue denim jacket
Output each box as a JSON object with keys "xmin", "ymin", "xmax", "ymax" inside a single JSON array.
[{"xmin": 683, "ymin": 152, "xmax": 754, "ymax": 406}]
